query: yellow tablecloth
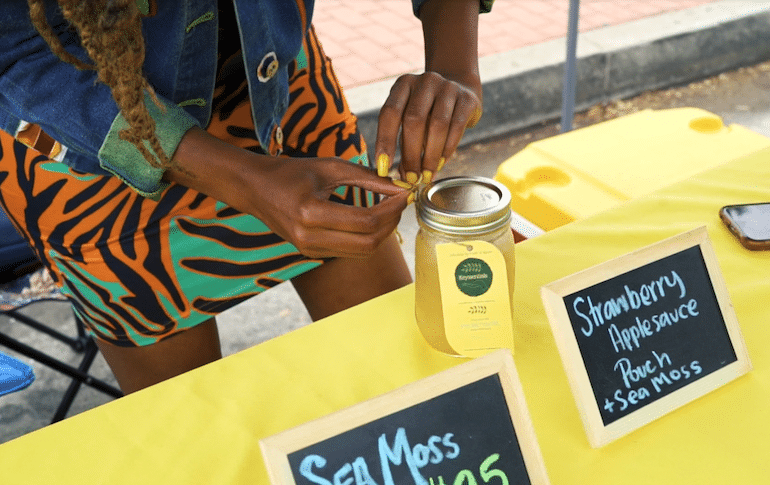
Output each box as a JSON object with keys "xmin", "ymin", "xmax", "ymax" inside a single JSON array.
[{"xmin": 2, "ymin": 147, "xmax": 770, "ymax": 484}]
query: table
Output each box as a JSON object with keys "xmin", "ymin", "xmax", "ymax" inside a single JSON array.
[{"xmin": 2, "ymin": 146, "xmax": 770, "ymax": 484}]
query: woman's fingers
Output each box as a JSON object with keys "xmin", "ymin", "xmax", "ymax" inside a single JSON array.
[
  {"xmin": 375, "ymin": 75, "xmax": 416, "ymax": 178},
  {"xmin": 427, "ymin": 87, "xmax": 481, "ymax": 167},
  {"xmin": 288, "ymin": 190, "xmax": 410, "ymax": 258},
  {"xmin": 374, "ymin": 72, "xmax": 482, "ymax": 183},
  {"xmin": 269, "ymin": 159, "xmax": 410, "ymax": 258}
]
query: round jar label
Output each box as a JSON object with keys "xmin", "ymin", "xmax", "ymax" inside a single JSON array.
[{"xmin": 455, "ymin": 257, "xmax": 494, "ymax": 297}]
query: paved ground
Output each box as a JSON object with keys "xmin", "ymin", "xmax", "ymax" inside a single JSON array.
[
  {"xmin": 314, "ymin": 0, "xmax": 714, "ymax": 90},
  {"xmin": 3, "ymin": 0, "xmax": 770, "ymax": 445}
]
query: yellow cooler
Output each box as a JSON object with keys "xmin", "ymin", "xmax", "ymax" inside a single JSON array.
[{"xmin": 495, "ymin": 107, "xmax": 770, "ymax": 234}]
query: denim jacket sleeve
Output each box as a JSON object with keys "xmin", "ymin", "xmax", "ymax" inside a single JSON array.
[
  {"xmin": 98, "ymin": 93, "xmax": 198, "ymax": 199},
  {"xmin": 412, "ymin": 0, "xmax": 494, "ymax": 16},
  {"xmin": 0, "ymin": 0, "xmax": 198, "ymax": 200}
]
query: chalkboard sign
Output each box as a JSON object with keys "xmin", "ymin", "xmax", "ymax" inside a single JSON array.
[
  {"xmin": 260, "ymin": 350, "xmax": 550, "ymax": 485},
  {"xmin": 541, "ymin": 227, "xmax": 752, "ymax": 447}
]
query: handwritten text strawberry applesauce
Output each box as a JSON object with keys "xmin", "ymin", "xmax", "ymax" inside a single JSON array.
[{"xmin": 571, "ymin": 270, "xmax": 704, "ymax": 415}]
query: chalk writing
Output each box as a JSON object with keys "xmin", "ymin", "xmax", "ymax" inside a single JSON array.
[
  {"xmin": 297, "ymin": 428, "xmax": 519, "ymax": 485},
  {"xmin": 572, "ymin": 270, "xmax": 686, "ymax": 337},
  {"xmin": 608, "ymin": 298, "xmax": 699, "ymax": 353},
  {"xmin": 286, "ymin": 374, "xmax": 534, "ymax": 485},
  {"xmin": 562, "ymin": 245, "xmax": 738, "ymax": 425},
  {"xmin": 299, "ymin": 428, "xmax": 460, "ymax": 485},
  {"xmin": 600, "ymin": 350, "xmax": 705, "ymax": 415},
  {"xmin": 428, "ymin": 453, "xmax": 510, "ymax": 485}
]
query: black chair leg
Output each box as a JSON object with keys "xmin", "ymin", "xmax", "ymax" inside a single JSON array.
[
  {"xmin": 51, "ymin": 338, "xmax": 100, "ymax": 423},
  {"xmin": 5, "ymin": 308, "xmax": 84, "ymax": 352}
]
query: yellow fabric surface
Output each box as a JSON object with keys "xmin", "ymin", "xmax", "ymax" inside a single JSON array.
[{"xmin": 2, "ymin": 146, "xmax": 770, "ymax": 483}]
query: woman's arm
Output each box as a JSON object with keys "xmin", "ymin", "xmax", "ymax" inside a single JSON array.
[
  {"xmin": 1, "ymin": 1, "xmax": 409, "ymax": 259},
  {"xmin": 165, "ymin": 127, "xmax": 409, "ymax": 259},
  {"xmin": 375, "ymin": 0, "xmax": 484, "ymax": 184}
]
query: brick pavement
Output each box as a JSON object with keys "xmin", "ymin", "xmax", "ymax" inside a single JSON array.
[{"xmin": 313, "ymin": 0, "xmax": 717, "ymax": 89}]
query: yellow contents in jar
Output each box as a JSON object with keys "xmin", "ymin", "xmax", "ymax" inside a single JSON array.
[{"xmin": 415, "ymin": 230, "xmax": 454, "ymax": 354}]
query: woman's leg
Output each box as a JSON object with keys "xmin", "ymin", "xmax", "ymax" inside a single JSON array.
[
  {"xmin": 98, "ymin": 233, "xmax": 413, "ymax": 394},
  {"xmin": 291, "ymin": 233, "xmax": 411, "ymax": 321},
  {"xmin": 95, "ymin": 318, "xmax": 222, "ymax": 394}
]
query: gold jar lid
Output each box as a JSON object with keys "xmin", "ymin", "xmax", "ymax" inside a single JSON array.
[{"xmin": 416, "ymin": 176, "xmax": 512, "ymax": 235}]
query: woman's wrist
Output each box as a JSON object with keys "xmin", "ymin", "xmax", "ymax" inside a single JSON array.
[
  {"xmin": 419, "ymin": 0, "xmax": 482, "ymax": 92},
  {"xmin": 164, "ymin": 126, "xmax": 273, "ymax": 217}
]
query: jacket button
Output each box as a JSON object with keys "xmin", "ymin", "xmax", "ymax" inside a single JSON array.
[
  {"xmin": 257, "ymin": 52, "xmax": 279, "ymax": 82},
  {"xmin": 275, "ymin": 126, "xmax": 284, "ymax": 146}
]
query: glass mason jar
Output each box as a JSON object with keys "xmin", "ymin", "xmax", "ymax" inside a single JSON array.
[{"xmin": 414, "ymin": 176, "xmax": 516, "ymax": 357}]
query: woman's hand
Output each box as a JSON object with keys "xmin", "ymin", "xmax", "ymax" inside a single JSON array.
[
  {"xmin": 374, "ymin": 0, "xmax": 483, "ymax": 185},
  {"xmin": 167, "ymin": 128, "xmax": 410, "ymax": 259},
  {"xmin": 239, "ymin": 155, "xmax": 409, "ymax": 259},
  {"xmin": 375, "ymin": 71, "xmax": 482, "ymax": 184}
]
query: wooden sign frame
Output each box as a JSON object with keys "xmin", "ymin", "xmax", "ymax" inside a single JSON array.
[
  {"xmin": 260, "ymin": 349, "xmax": 550, "ymax": 485},
  {"xmin": 541, "ymin": 226, "xmax": 752, "ymax": 448}
]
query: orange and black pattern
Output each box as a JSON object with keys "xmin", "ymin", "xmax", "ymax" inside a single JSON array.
[
  {"xmin": 0, "ymin": 25, "xmax": 374, "ymax": 347},
  {"xmin": 209, "ymin": 22, "xmax": 374, "ymax": 206}
]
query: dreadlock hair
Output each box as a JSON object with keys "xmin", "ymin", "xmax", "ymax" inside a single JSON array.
[{"xmin": 27, "ymin": 0, "xmax": 173, "ymax": 170}]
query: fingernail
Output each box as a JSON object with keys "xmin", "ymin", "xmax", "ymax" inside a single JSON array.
[
  {"xmin": 392, "ymin": 179, "xmax": 412, "ymax": 189},
  {"xmin": 436, "ymin": 157, "xmax": 447, "ymax": 172},
  {"xmin": 405, "ymin": 171, "xmax": 419, "ymax": 184},
  {"xmin": 467, "ymin": 107, "xmax": 482, "ymax": 128},
  {"xmin": 422, "ymin": 170, "xmax": 433, "ymax": 184},
  {"xmin": 407, "ymin": 192, "xmax": 416, "ymax": 205},
  {"xmin": 393, "ymin": 228, "xmax": 404, "ymax": 244},
  {"xmin": 377, "ymin": 154, "xmax": 390, "ymax": 177}
]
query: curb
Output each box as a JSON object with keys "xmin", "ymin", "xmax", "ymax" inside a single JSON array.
[{"xmin": 345, "ymin": 0, "xmax": 770, "ymax": 161}]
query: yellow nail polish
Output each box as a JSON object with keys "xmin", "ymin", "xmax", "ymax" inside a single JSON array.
[
  {"xmin": 422, "ymin": 170, "xmax": 433, "ymax": 184},
  {"xmin": 407, "ymin": 192, "xmax": 416, "ymax": 205},
  {"xmin": 467, "ymin": 107, "xmax": 483, "ymax": 128},
  {"xmin": 392, "ymin": 179, "xmax": 412, "ymax": 189},
  {"xmin": 436, "ymin": 157, "xmax": 446, "ymax": 172},
  {"xmin": 377, "ymin": 154, "xmax": 390, "ymax": 177},
  {"xmin": 405, "ymin": 171, "xmax": 419, "ymax": 184}
]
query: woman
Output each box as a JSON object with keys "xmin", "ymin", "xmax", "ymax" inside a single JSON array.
[{"xmin": 0, "ymin": 0, "xmax": 489, "ymax": 393}]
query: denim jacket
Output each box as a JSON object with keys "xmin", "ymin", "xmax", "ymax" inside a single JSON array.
[{"xmin": 0, "ymin": 0, "xmax": 492, "ymax": 200}]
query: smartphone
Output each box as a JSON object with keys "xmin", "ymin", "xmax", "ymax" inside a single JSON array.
[{"xmin": 719, "ymin": 202, "xmax": 770, "ymax": 250}]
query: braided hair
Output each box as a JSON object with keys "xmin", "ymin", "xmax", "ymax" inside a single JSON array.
[{"xmin": 27, "ymin": 0, "xmax": 173, "ymax": 170}]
